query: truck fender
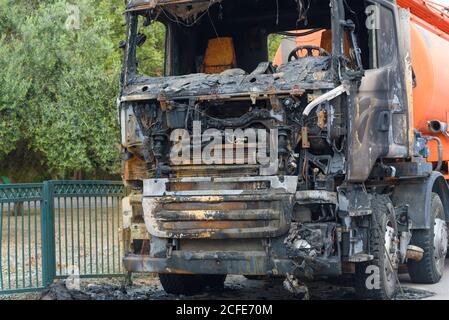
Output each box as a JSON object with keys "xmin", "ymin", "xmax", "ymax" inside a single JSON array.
[{"xmin": 392, "ymin": 171, "xmax": 449, "ymax": 229}]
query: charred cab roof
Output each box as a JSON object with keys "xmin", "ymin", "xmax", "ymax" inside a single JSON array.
[{"xmin": 126, "ymin": 0, "xmax": 215, "ymax": 11}]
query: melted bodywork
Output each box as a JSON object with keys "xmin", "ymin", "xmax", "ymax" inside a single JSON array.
[
  {"xmin": 118, "ymin": 0, "xmax": 445, "ymax": 290},
  {"xmin": 123, "ymin": 57, "xmax": 333, "ymax": 100}
]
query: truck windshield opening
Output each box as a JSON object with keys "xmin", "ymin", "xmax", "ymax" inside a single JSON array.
[{"xmin": 127, "ymin": 0, "xmax": 333, "ymax": 77}]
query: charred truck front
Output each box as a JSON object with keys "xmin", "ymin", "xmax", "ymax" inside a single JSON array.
[{"xmin": 119, "ymin": 0, "xmax": 449, "ymax": 299}]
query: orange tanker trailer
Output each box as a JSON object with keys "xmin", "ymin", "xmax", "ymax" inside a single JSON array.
[{"xmin": 401, "ymin": 0, "xmax": 449, "ymax": 173}]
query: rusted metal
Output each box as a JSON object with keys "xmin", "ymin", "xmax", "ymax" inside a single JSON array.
[
  {"xmin": 123, "ymin": 156, "xmax": 149, "ymax": 181},
  {"xmin": 126, "ymin": 0, "xmax": 215, "ymax": 12},
  {"xmin": 130, "ymin": 223, "xmax": 150, "ymax": 240},
  {"xmin": 157, "ymin": 93, "xmax": 168, "ymax": 111},
  {"xmin": 295, "ymin": 190, "xmax": 338, "ymax": 204},
  {"xmin": 406, "ymin": 245, "xmax": 424, "ymax": 261},
  {"xmin": 317, "ymin": 109, "xmax": 326, "ymax": 129},
  {"xmin": 301, "ymin": 127, "xmax": 310, "ymax": 149},
  {"xmin": 142, "ymin": 194, "xmax": 293, "ymax": 239}
]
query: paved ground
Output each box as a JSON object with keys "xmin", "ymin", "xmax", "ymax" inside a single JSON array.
[
  {"xmin": 399, "ymin": 259, "xmax": 449, "ymax": 300},
  {"xmin": 3, "ymin": 259, "xmax": 448, "ymax": 300},
  {"xmin": 0, "ymin": 209, "xmax": 122, "ymax": 292}
]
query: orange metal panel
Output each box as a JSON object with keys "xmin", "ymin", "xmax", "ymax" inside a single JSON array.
[
  {"xmin": 410, "ymin": 20, "xmax": 449, "ymax": 162},
  {"xmin": 397, "ymin": 0, "xmax": 449, "ymax": 37},
  {"xmin": 203, "ymin": 37, "xmax": 236, "ymax": 74}
]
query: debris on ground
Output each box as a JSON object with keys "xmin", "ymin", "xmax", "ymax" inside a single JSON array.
[
  {"xmin": 39, "ymin": 281, "xmax": 91, "ymax": 300},
  {"xmin": 29, "ymin": 275, "xmax": 436, "ymax": 301},
  {"xmin": 283, "ymin": 274, "xmax": 309, "ymax": 300}
]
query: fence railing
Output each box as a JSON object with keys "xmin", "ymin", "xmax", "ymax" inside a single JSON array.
[
  {"xmin": 0, "ymin": 181, "xmax": 125, "ymax": 295},
  {"xmin": 0, "ymin": 184, "xmax": 44, "ymax": 294}
]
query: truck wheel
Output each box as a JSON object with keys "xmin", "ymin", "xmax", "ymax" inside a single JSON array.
[
  {"xmin": 408, "ymin": 193, "xmax": 448, "ymax": 284},
  {"xmin": 206, "ymin": 274, "xmax": 227, "ymax": 291},
  {"xmin": 354, "ymin": 195, "xmax": 399, "ymax": 300},
  {"xmin": 159, "ymin": 274, "xmax": 226, "ymax": 295}
]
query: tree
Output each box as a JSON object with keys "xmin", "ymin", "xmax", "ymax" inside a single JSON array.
[
  {"xmin": 0, "ymin": 1, "xmax": 30, "ymax": 160},
  {"xmin": 268, "ymin": 33, "xmax": 283, "ymax": 62},
  {"xmin": 0, "ymin": 1, "xmax": 116, "ymax": 179},
  {"xmin": 0, "ymin": 0, "xmax": 169, "ymax": 180}
]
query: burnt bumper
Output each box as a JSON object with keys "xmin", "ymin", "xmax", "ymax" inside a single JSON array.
[
  {"xmin": 124, "ymin": 251, "xmax": 273, "ymax": 275},
  {"xmin": 123, "ymin": 251, "xmax": 341, "ymax": 276},
  {"xmin": 142, "ymin": 176, "xmax": 298, "ymax": 239}
]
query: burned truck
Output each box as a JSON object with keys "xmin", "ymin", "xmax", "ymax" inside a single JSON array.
[{"xmin": 119, "ymin": 0, "xmax": 449, "ymax": 299}]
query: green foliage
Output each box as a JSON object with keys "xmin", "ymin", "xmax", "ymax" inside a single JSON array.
[
  {"xmin": 136, "ymin": 20, "xmax": 166, "ymax": 76},
  {"xmin": 1, "ymin": 0, "xmax": 281, "ymax": 181},
  {"xmin": 0, "ymin": 1, "xmax": 30, "ymax": 159},
  {"xmin": 268, "ymin": 33, "xmax": 283, "ymax": 62},
  {"xmin": 22, "ymin": 1, "xmax": 121, "ymax": 177},
  {"xmin": 0, "ymin": 0, "xmax": 162, "ymax": 180}
]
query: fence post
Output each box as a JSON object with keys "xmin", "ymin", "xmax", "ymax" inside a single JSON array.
[{"xmin": 41, "ymin": 181, "xmax": 56, "ymax": 287}]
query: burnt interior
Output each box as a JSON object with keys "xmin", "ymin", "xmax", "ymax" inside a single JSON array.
[
  {"xmin": 163, "ymin": 0, "xmax": 332, "ymax": 75},
  {"xmin": 128, "ymin": 0, "xmax": 378, "ymax": 76},
  {"xmin": 120, "ymin": 0, "xmax": 373, "ymax": 191},
  {"xmin": 120, "ymin": 0, "xmax": 394, "ymax": 229}
]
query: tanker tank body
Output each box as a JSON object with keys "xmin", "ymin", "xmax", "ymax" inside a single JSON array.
[{"xmin": 399, "ymin": 0, "xmax": 449, "ymax": 174}]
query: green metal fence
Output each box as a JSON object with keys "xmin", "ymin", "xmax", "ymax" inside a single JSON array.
[
  {"xmin": 0, "ymin": 181, "xmax": 125, "ymax": 294},
  {"xmin": 0, "ymin": 184, "xmax": 44, "ymax": 294}
]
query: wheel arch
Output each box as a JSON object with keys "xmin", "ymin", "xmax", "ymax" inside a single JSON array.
[{"xmin": 392, "ymin": 171, "xmax": 449, "ymax": 229}]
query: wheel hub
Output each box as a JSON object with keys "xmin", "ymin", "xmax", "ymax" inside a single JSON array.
[
  {"xmin": 384, "ymin": 225, "xmax": 399, "ymax": 279},
  {"xmin": 434, "ymin": 218, "xmax": 448, "ymax": 276}
]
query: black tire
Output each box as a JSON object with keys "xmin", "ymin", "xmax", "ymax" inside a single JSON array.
[
  {"xmin": 408, "ymin": 193, "xmax": 448, "ymax": 284},
  {"xmin": 206, "ymin": 274, "xmax": 227, "ymax": 291},
  {"xmin": 159, "ymin": 274, "xmax": 226, "ymax": 295},
  {"xmin": 354, "ymin": 195, "xmax": 399, "ymax": 300},
  {"xmin": 132, "ymin": 240, "xmax": 143, "ymax": 254}
]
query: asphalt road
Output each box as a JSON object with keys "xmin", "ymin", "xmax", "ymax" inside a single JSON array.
[
  {"xmin": 3, "ymin": 260, "xmax": 448, "ymax": 300},
  {"xmin": 42, "ymin": 264, "xmax": 446, "ymax": 300},
  {"xmin": 118, "ymin": 258, "xmax": 449, "ymax": 300},
  {"xmin": 399, "ymin": 259, "xmax": 449, "ymax": 300}
]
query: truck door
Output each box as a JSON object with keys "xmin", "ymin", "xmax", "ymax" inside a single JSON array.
[{"xmin": 347, "ymin": 0, "xmax": 412, "ymax": 182}]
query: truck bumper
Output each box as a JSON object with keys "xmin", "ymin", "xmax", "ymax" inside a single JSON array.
[
  {"xmin": 123, "ymin": 251, "xmax": 274, "ymax": 275},
  {"xmin": 123, "ymin": 251, "xmax": 342, "ymax": 277},
  {"xmin": 142, "ymin": 176, "xmax": 298, "ymax": 239},
  {"xmin": 125, "ymin": 176, "xmax": 342, "ymax": 277}
]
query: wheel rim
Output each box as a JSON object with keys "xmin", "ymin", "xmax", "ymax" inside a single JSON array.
[
  {"xmin": 384, "ymin": 225, "xmax": 399, "ymax": 283},
  {"xmin": 433, "ymin": 218, "xmax": 448, "ymax": 277}
]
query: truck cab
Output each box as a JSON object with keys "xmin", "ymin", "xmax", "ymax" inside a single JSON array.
[{"xmin": 119, "ymin": 0, "xmax": 449, "ymax": 299}]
